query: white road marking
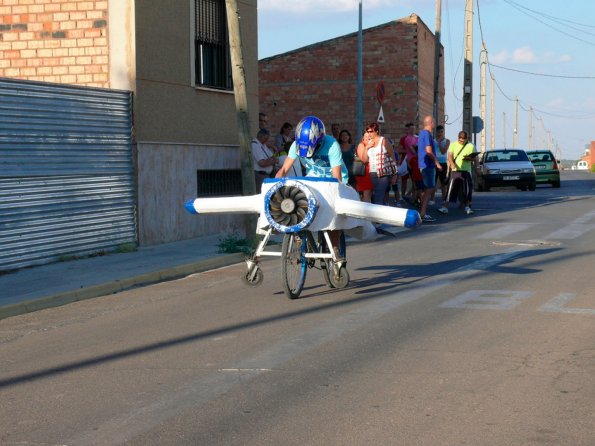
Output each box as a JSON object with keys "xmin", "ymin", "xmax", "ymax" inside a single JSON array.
[
  {"xmin": 538, "ymin": 293, "xmax": 595, "ymax": 315},
  {"xmin": 477, "ymin": 223, "xmax": 534, "ymax": 239}
]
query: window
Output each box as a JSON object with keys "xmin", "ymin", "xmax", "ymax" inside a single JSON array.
[{"xmin": 195, "ymin": 0, "xmax": 232, "ymax": 90}]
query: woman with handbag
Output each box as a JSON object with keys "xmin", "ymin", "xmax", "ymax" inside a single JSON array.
[{"xmin": 357, "ymin": 122, "xmax": 398, "ymax": 205}]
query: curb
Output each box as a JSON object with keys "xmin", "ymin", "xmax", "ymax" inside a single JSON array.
[{"xmin": 0, "ymin": 253, "xmax": 245, "ymax": 321}]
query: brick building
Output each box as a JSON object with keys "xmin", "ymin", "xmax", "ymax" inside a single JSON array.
[
  {"xmin": 0, "ymin": 0, "xmax": 260, "ymax": 248},
  {"xmin": 259, "ymin": 13, "xmax": 444, "ymax": 143},
  {"xmin": 0, "ymin": 1, "xmax": 114, "ymax": 88}
]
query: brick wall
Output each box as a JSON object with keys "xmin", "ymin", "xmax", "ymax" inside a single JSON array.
[
  {"xmin": 259, "ymin": 14, "xmax": 444, "ymax": 144},
  {"xmin": 0, "ymin": 0, "xmax": 109, "ymax": 87}
]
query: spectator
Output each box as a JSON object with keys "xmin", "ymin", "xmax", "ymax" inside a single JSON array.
[
  {"xmin": 403, "ymin": 122, "xmax": 423, "ymax": 208},
  {"xmin": 275, "ymin": 122, "xmax": 294, "ymax": 154},
  {"xmin": 417, "ymin": 115, "xmax": 442, "ymax": 222},
  {"xmin": 438, "ymin": 130, "xmax": 476, "ymax": 215},
  {"xmin": 357, "ymin": 122, "xmax": 398, "ymax": 205},
  {"xmin": 276, "ymin": 122, "xmax": 301, "ymax": 178},
  {"xmin": 331, "ymin": 123, "xmax": 341, "ymax": 140},
  {"xmin": 355, "ymin": 130, "xmax": 373, "ymax": 203},
  {"xmin": 258, "ymin": 112, "xmax": 278, "ymax": 152},
  {"xmin": 252, "ymin": 128, "xmax": 278, "ymax": 192},
  {"xmin": 431, "ymin": 124, "xmax": 450, "ymax": 206},
  {"xmin": 338, "ymin": 129, "xmax": 357, "ymax": 188}
]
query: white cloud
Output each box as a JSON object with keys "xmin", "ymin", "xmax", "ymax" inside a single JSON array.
[
  {"xmin": 259, "ymin": 0, "xmax": 396, "ymax": 13},
  {"xmin": 490, "ymin": 46, "xmax": 572, "ymax": 65},
  {"xmin": 511, "ymin": 46, "xmax": 538, "ymax": 64}
]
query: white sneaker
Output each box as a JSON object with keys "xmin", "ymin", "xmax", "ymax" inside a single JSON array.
[
  {"xmin": 437, "ymin": 206, "xmax": 448, "ymax": 214},
  {"xmin": 465, "ymin": 206, "xmax": 474, "ymax": 215},
  {"xmin": 429, "ymin": 200, "xmax": 436, "ymax": 206}
]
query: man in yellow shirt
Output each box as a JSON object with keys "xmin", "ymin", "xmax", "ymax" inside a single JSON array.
[{"xmin": 437, "ymin": 130, "xmax": 477, "ymax": 215}]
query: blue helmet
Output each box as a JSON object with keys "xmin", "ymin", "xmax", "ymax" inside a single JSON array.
[{"xmin": 295, "ymin": 116, "xmax": 325, "ymax": 158}]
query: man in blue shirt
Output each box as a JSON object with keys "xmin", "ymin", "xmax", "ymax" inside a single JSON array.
[
  {"xmin": 277, "ymin": 116, "xmax": 348, "ymax": 184},
  {"xmin": 276, "ymin": 116, "xmax": 348, "ymax": 260},
  {"xmin": 417, "ymin": 115, "xmax": 443, "ymax": 222}
]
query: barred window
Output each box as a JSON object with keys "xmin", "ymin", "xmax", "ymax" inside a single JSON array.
[{"xmin": 195, "ymin": 0, "xmax": 232, "ymax": 90}]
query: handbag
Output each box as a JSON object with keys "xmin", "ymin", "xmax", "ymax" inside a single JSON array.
[
  {"xmin": 376, "ymin": 146, "xmax": 398, "ymax": 177},
  {"xmin": 351, "ymin": 154, "xmax": 367, "ymax": 177}
]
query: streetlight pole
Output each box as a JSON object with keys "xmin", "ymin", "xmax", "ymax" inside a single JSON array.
[{"xmin": 357, "ymin": 0, "xmax": 363, "ymax": 139}]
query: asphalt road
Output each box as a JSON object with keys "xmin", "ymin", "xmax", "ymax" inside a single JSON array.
[{"xmin": 1, "ymin": 171, "xmax": 594, "ymax": 446}]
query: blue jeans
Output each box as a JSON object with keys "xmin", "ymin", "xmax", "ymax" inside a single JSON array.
[{"xmin": 370, "ymin": 172, "xmax": 390, "ymax": 205}]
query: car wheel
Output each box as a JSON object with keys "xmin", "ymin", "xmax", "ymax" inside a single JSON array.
[
  {"xmin": 528, "ymin": 183, "xmax": 536, "ymax": 191},
  {"xmin": 553, "ymin": 180, "xmax": 560, "ymax": 188},
  {"xmin": 483, "ymin": 179, "xmax": 490, "ymax": 192},
  {"xmin": 520, "ymin": 185, "xmax": 527, "ymax": 191}
]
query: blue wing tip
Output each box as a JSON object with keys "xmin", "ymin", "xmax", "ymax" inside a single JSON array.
[
  {"xmin": 404, "ymin": 210, "xmax": 422, "ymax": 228},
  {"xmin": 184, "ymin": 199, "xmax": 198, "ymax": 214}
]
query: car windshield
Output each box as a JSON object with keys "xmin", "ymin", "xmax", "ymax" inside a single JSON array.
[
  {"xmin": 485, "ymin": 150, "xmax": 529, "ymax": 163},
  {"xmin": 527, "ymin": 152, "xmax": 553, "ymax": 162}
]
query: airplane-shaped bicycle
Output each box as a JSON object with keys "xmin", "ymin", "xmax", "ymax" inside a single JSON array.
[{"xmin": 186, "ymin": 177, "xmax": 421, "ymax": 299}]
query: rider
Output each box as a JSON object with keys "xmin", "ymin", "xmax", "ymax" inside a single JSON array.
[{"xmin": 275, "ymin": 115, "xmax": 348, "ymax": 260}]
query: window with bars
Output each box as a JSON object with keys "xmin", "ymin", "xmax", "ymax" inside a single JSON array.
[{"xmin": 195, "ymin": 0, "xmax": 232, "ymax": 90}]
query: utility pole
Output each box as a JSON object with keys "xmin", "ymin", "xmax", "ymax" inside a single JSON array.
[
  {"xmin": 539, "ymin": 116, "xmax": 543, "ymax": 148},
  {"xmin": 547, "ymin": 130, "xmax": 552, "ymax": 150},
  {"xmin": 462, "ymin": 0, "xmax": 473, "ymax": 136},
  {"xmin": 357, "ymin": 0, "xmax": 363, "ymax": 139},
  {"xmin": 490, "ymin": 74, "xmax": 495, "ymax": 149},
  {"xmin": 479, "ymin": 43, "xmax": 486, "ymax": 152},
  {"xmin": 433, "ymin": 0, "xmax": 442, "ymax": 126},
  {"xmin": 503, "ymin": 111, "xmax": 507, "ymax": 148},
  {"xmin": 513, "ymin": 96, "xmax": 518, "ymax": 148},
  {"xmin": 225, "ymin": 0, "xmax": 256, "ymax": 237},
  {"xmin": 529, "ymin": 107, "xmax": 533, "ymax": 149}
]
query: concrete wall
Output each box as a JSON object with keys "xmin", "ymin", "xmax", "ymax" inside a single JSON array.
[
  {"xmin": 259, "ymin": 14, "xmax": 444, "ymax": 143},
  {"xmin": 137, "ymin": 142, "xmax": 246, "ymax": 245}
]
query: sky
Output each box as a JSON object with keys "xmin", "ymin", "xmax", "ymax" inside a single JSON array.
[{"xmin": 257, "ymin": 0, "xmax": 595, "ymax": 160}]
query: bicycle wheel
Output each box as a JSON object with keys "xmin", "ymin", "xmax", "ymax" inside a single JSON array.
[
  {"xmin": 318, "ymin": 232, "xmax": 334, "ymax": 288},
  {"xmin": 319, "ymin": 232, "xmax": 348, "ymax": 289},
  {"xmin": 281, "ymin": 232, "xmax": 308, "ymax": 299}
]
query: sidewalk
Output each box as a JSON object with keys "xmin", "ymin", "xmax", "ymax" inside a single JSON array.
[{"xmin": 0, "ymin": 235, "xmax": 246, "ymax": 321}]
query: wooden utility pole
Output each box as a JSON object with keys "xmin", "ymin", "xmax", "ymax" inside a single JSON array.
[
  {"xmin": 462, "ymin": 0, "xmax": 473, "ymax": 136},
  {"xmin": 479, "ymin": 43, "xmax": 486, "ymax": 152},
  {"xmin": 433, "ymin": 0, "xmax": 442, "ymax": 126},
  {"xmin": 225, "ymin": 0, "xmax": 256, "ymax": 237}
]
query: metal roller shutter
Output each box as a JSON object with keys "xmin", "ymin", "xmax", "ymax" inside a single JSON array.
[{"xmin": 0, "ymin": 78, "xmax": 135, "ymax": 271}]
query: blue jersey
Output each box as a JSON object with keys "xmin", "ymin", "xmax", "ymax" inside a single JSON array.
[
  {"xmin": 288, "ymin": 134, "xmax": 348, "ymax": 184},
  {"xmin": 417, "ymin": 129, "xmax": 435, "ymax": 170}
]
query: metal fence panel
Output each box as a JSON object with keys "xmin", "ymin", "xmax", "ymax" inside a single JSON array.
[{"xmin": 0, "ymin": 78, "xmax": 135, "ymax": 271}]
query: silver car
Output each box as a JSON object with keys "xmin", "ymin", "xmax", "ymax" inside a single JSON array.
[{"xmin": 474, "ymin": 149, "xmax": 536, "ymax": 191}]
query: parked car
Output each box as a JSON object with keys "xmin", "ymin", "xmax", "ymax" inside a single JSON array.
[
  {"xmin": 526, "ymin": 150, "xmax": 560, "ymax": 188},
  {"xmin": 474, "ymin": 149, "xmax": 536, "ymax": 191},
  {"xmin": 576, "ymin": 160, "xmax": 589, "ymax": 170}
]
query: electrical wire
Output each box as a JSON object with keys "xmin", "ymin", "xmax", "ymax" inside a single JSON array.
[{"xmin": 489, "ymin": 63, "xmax": 595, "ymax": 79}]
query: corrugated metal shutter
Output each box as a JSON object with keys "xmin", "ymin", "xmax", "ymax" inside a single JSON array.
[{"xmin": 0, "ymin": 78, "xmax": 136, "ymax": 272}]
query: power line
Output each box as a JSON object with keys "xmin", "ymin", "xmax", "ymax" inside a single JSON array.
[
  {"xmin": 502, "ymin": 0, "xmax": 595, "ymax": 47},
  {"xmin": 489, "ymin": 63, "xmax": 595, "ymax": 79}
]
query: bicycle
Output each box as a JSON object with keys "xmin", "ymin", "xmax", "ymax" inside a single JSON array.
[{"xmin": 243, "ymin": 227, "xmax": 349, "ymax": 300}]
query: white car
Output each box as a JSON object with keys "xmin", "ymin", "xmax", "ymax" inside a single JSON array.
[{"xmin": 475, "ymin": 149, "xmax": 536, "ymax": 191}]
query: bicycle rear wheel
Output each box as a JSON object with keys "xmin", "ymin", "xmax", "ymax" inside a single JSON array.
[
  {"xmin": 319, "ymin": 232, "xmax": 348, "ymax": 289},
  {"xmin": 281, "ymin": 232, "xmax": 308, "ymax": 299}
]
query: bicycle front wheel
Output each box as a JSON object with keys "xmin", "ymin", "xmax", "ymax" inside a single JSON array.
[{"xmin": 281, "ymin": 232, "xmax": 308, "ymax": 299}]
